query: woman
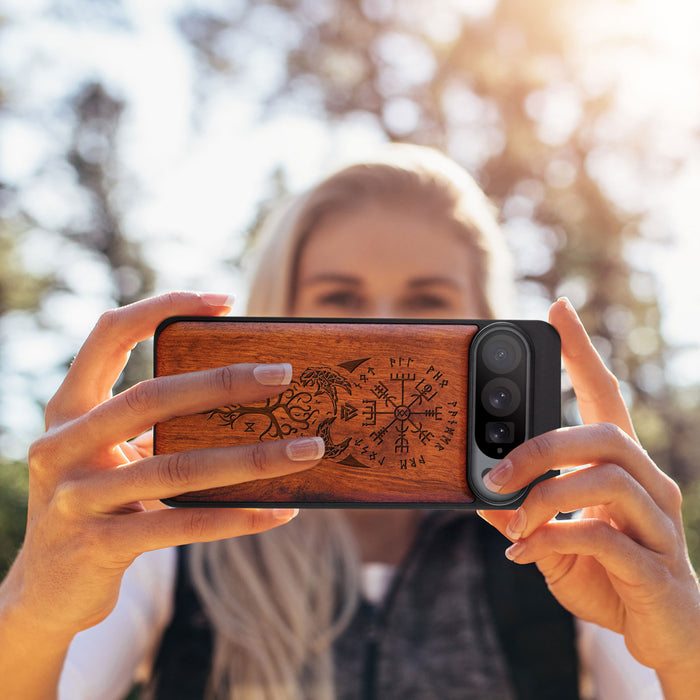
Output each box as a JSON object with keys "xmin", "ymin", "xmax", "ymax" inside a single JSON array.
[{"xmin": 0, "ymin": 146, "xmax": 698, "ymax": 699}]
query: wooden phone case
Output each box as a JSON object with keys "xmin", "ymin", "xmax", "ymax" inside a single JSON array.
[{"xmin": 154, "ymin": 318, "xmax": 559, "ymax": 508}]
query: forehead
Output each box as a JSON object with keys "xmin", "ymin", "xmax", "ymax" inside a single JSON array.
[{"xmin": 298, "ymin": 202, "xmax": 472, "ymax": 280}]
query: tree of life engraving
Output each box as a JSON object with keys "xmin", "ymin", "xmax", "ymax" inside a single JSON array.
[
  {"xmin": 207, "ymin": 356, "xmax": 458, "ymax": 470},
  {"xmin": 207, "ymin": 365, "xmax": 356, "ymax": 457},
  {"xmin": 207, "ymin": 385, "xmax": 319, "ymax": 440}
]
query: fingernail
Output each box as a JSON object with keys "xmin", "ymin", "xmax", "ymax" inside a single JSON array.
[
  {"xmin": 199, "ymin": 293, "xmax": 236, "ymax": 308},
  {"xmin": 505, "ymin": 541, "xmax": 527, "ymax": 561},
  {"xmin": 273, "ymin": 508, "xmax": 299, "ymax": 521},
  {"xmin": 286, "ymin": 437, "xmax": 325, "ymax": 461},
  {"xmin": 254, "ymin": 363, "xmax": 293, "ymax": 386},
  {"xmin": 506, "ymin": 509, "xmax": 527, "ymax": 540},
  {"xmin": 557, "ymin": 296, "xmax": 578, "ymax": 319},
  {"xmin": 483, "ymin": 460, "xmax": 512, "ymax": 493}
]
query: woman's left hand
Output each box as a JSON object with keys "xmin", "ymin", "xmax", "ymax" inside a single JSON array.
[{"xmin": 478, "ymin": 298, "xmax": 700, "ymax": 695}]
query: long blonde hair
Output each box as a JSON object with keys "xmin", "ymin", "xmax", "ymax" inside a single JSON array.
[
  {"xmin": 188, "ymin": 145, "xmax": 513, "ymax": 699},
  {"xmin": 188, "ymin": 512, "xmax": 359, "ymax": 700}
]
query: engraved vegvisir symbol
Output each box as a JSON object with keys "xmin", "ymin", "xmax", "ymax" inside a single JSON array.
[
  {"xmin": 208, "ymin": 356, "xmax": 458, "ymax": 469},
  {"xmin": 358, "ymin": 357, "xmax": 457, "ymax": 468}
]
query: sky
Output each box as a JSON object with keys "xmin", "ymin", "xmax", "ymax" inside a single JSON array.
[{"xmin": 1, "ymin": 0, "xmax": 699, "ymax": 457}]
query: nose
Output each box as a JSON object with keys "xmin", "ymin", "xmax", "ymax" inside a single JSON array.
[{"xmin": 368, "ymin": 300, "xmax": 398, "ymax": 319}]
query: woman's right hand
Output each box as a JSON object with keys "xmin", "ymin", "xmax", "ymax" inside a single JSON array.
[{"xmin": 2, "ymin": 292, "xmax": 324, "ymax": 642}]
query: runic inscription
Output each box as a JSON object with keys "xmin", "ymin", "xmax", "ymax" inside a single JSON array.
[{"xmin": 207, "ymin": 356, "xmax": 459, "ymax": 471}]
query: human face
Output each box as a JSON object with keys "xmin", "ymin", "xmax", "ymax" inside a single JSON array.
[{"xmin": 293, "ymin": 202, "xmax": 485, "ymax": 319}]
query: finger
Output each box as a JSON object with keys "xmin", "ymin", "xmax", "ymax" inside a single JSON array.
[
  {"xmin": 120, "ymin": 431, "xmax": 152, "ymax": 461},
  {"xmin": 66, "ymin": 362, "xmax": 294, "ymax": 456},
  {"xmin": 503, "ymin": 518, "xmax": 662, "ymax": 588},
  {"xmin": 548, "ymin": 298, "xmax": 636, "ymax": 439},
  {"xmin": 47, "ymin": 292, "xmax": 234, "ymax": 424},
  {"xmin": 128, "ymin": 430, "xmax": 153, "ymax": 459},
  {"xmin": 503, "ymin": 464, "xmax": 675, "ymax": 554},
  {"xmin": 85, "ymin": 436, "xmax": 325, "ymax": 508},
  {"xmin": 483, "ymin": 424, "xmax": 680, "ymax": 514},
  {"xmin": 476, "ymin": 509, "xmax": 516, "ymax": 539},
  {"xmin": 110, "ymin": 506, "xmax": 301, "ymax": 557}
]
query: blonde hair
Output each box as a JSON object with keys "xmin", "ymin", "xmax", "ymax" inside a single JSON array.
[
  {"xmin": 188, "ymin": 144, "xmax": 514, "ymax": 699},
  {"xmin": 188, "ymin": 512, "xmax": 359, "ymax": 700}
]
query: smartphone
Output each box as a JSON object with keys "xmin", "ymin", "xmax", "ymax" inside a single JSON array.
[{"xmin": 154, "ymin": 317, "xmax": 560, "ymax": 509}]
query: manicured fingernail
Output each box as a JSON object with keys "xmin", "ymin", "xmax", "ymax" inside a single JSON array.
[
  {"xmin": 505, "ymin": 541, "xmax": 527, "ymax": 561},
  {"xmin": 199, "ymin": 293, "xmax": 236, "ymax": 308},
  {"xmin": 506, "ymin": 509, "xmax": 527, "ymax": 540},
  {"xmin": 273, "ymin": 508, "xmax": 299, "ymax": 521},
  {"xmin": 254, "ymin": 363, "xmax": 293, "ymax": 386},
  {"xmin": 483, "ymin": 460, "xmax": 512, "ymax": 493},
  {"xmin": 286, "ymin": 437, "xmax": 325, "ymax": 461}
]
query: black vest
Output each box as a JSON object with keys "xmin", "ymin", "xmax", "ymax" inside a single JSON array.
[{"xmin": 148, "ymin": 514, "xmax": 579, "ymax": 699}]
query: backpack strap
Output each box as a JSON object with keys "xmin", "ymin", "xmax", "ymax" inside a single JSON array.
[
  {"xmin": 477, "ymin": 515, "xmax": 580, "ymax": 700},
  {"xmin": 146, "ymin": 546, "xmax": 212, "ymax": 699}
]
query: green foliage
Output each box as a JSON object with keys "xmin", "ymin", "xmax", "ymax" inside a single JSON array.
[
  {"xmin": 0, "ymin": 460, "xmax": 28, "ymax": 577},
  {"xmin": 0, "ymin": 226, "xmax": 53, "ymax": 315}
]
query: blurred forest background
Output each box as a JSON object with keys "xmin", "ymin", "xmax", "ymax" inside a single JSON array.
[{"xmin": 1, "ymin": 0, "xmax": 700, "ymax": 575}]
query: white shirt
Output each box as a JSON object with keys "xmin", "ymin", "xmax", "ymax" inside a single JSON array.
[{"xmin": 59, "ymin": 548, "xmax": 663, "ymax": 700}]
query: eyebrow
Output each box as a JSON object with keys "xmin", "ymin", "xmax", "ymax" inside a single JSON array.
[
  {"xmin": 302, "ymin": 273, "xmax": 362, "ymax": 286},
  {"xmin": 407, "ymin": 277, "xmax": 462, "ymax": 290},
  {"xmin": 301, "ymin": 274, "xmax": 464, "ymax": 290}
]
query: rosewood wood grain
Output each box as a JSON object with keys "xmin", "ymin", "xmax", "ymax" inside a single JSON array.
[{"xmin": 154, "ymin": 320, "xmax": 478, "ymax": 506}]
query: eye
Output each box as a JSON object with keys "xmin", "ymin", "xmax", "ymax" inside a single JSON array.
[{"xmin": 403, "ymin": 294, "xmax": 452, "ymax": 312}]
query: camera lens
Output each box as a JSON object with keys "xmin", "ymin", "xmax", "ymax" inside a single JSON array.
[
  {"xmin": 486, "ymin": 421, "xmax": 514, "ymax": 444},
  {"xmin": 482, "ymin": 334, "xmax": 522, "ymax": 374},
  {"xmin": 489, "ymin": 387, "xmax": 510, "ymax": 411},
  {"xmin": 481, "ymin": 378, "xmax": 521, "ymax": 417}
]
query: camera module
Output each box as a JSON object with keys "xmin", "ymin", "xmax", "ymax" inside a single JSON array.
[
  {"xmin": 470, "ymin": 323, "xmax": 531, "ymax": 463},
  {"xmin": 467, "ymin": 320, "xmax": 560, "ymax": 507}
]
